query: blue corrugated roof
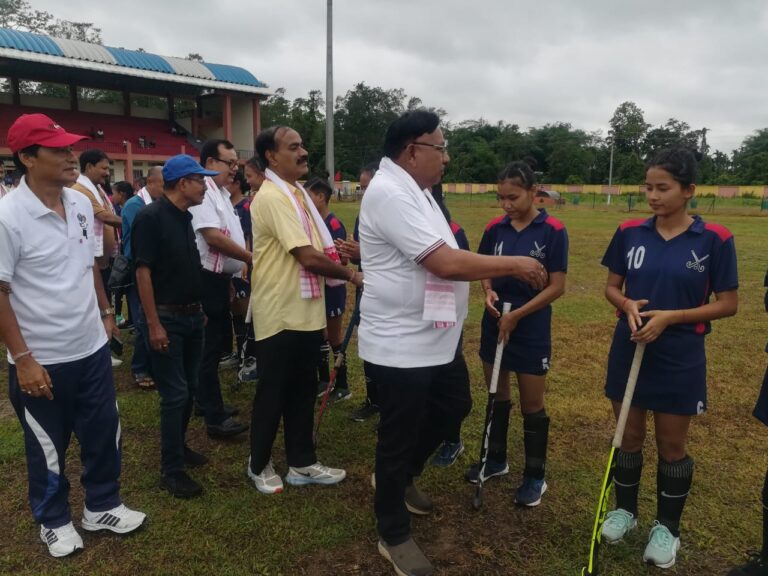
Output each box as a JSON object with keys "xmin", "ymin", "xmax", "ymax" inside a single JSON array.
[
  {"xmin": 0, "ymin": 28, "xmax": 64, "ymax": 55},
  {"xmin": 0, "ymin": 27, "xmax": 267, "ymax": 91},
  {"xmin": 203, "ymin": 63, "xmax": 266, "ymax": 88},
  {"xmin": 105, "ymin": 47, "xmax": 176, "ymax": 74}
]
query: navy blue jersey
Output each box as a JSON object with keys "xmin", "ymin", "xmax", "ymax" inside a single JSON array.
[
  {"xmin": 601, "ymin": 216, "xmax": 738, "ymax": 336},
  {"xmin": 478, "ymin": 209, "xmax": 569, "ymax": 307},
  {"xmin": 234, "ymin": 197, "xmax": 252, "ymax": 245},
  {"xmin": 324, "ymin": 212, "xmax": 347, "ymax": 243},
  {"xmin": 450, "ymin": 221, "xmax": 470, "ymax": 251}
]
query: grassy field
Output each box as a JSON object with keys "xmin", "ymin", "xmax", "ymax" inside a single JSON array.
[{"xmin": 0, "ymin": 196, "xmax": 766, "ymax": 575}]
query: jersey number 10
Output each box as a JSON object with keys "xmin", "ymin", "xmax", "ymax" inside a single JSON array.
[{"xmin": 626, "ymin": 246, "xmax": 646, "ymax": 270}]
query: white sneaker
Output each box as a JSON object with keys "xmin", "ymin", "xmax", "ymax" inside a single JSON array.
[
  {"xmin": 247, "ymin": 458, "xmax": 284, "ymax": 494},
  {"xmin": 40, "ymin": 522, "xmax": 83, "ymax": 558},
  {"xmin": 285, "ymin": 462, "xmax": 346, "ymax": 486},
  {"xmin": 601, "ymin": 508, "xmax": 637, "ymax": 543},
  {"xmin": 111, "ymin": 356, "xmax": 123, "ymax": 367},
  {"xmin": 81, "ymin": 504, "xmax": 146, "ymax": 534},
  {"xmin": 643, "ymin": 521, "xmax": 681, "ymax": 569}
]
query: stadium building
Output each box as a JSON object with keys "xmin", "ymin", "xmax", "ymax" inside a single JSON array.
[{"xmin": 0, "ymin": 27, "xmax": 271, "ymax": 182}]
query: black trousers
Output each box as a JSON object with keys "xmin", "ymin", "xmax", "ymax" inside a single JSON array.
[
  {"xmin": 370, "ymin": 346, "xmax": 471, "ymax": 545},
  {"xmin": 249, "ymin": 329, "xmax": 323, "ymax": 474},
  {"xmin": 198, "ymin": 270, "xmax": 230, "ymax": 425}
]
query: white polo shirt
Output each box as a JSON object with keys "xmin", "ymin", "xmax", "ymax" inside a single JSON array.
[
  {"xmin": 189, "ymin": 177, "xmax": 246, "ymax": 276},
  {"xmin": 0, "ymin": 177, "xmax": 106, "ymax": 365},
  {"xmin": 357, "ymin": 161, "xmax": 469, "ymax": 369}
]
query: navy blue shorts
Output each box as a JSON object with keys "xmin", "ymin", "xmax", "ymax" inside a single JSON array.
[
  {"xmin": 479, "ymin": 309, "xmax": 551, "ymax": 376},
  {"xmin": 325, "ymin": 285, "xmax": 346, "ymax": 318},
  {"xmin": 605, "ymin": 320, "xmax": 707, "ymax": 416},
  {"xmin": 753, "ymin": 366, "xmax": 768, "ymax": 426}
]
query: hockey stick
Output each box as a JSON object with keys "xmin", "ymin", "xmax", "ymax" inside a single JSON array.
[
  {"xmin": 473, "ymin": 301, "xmax": 512, "ymax": 511},
  {"xmin": 313, "ymin": 290, "xmax": 362, "ymax": 447},
  {"xmin": 581, "ymin": 342, "xmax": 646, "ymax": 575}
]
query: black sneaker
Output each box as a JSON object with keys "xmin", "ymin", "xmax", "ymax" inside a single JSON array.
[
  {"xmin": 207, "ymin": 417, "xmax": 248, "ymax": 439},
  {"xmin": 183, "ymin": 445, "xmax": 208, "ymax": 468},
  {"xmin": 405, "ymin": 483, "xmax": 433, "ymax": 515},
  {"xmin": 317, "ymin": 381, "xmax": 332, "ymax": 398},
  {"xmin": 161, "ymin": 471, "xmax": 203, "ymax": 499},
  {"xmin": 378, "ymin": 537, "xmax": 434, "ymax": 576},
  {"xmin": 329, "ymin": 388, "xmax": 352, "ymax": 402},
  {"xmin": 728, "ymin": 555, "xmax": 768, "ymax": 576},
  {"xmin": 349, "ymin": 399, "xmax": 379, "ymax": 422}
]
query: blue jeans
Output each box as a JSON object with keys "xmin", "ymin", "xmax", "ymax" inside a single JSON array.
[
  {"xmin": 127, "ymin": 285, "xmax": 152, "ymax": 378},
  {"xmin": 149, "ymin": 310, "xmax": 205, "ymax": 475}
]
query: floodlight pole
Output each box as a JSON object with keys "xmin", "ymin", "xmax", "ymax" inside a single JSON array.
[
  {"xmin": 325, "ymin": 0, "xmax": 334, "ymax": 189},
  {"xmin": 607, "ymin": 139, "xmax": 615, "ymax": 206}
]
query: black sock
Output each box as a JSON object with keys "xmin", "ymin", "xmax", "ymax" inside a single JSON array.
[
  {"xmin": 487, "ymin": 400, "xmax": 511, "ymax": 463},
  {"xmin": 656, "ymin": 456, "xmax": 694, "ymax": 537},
  {"xmin": 762, "ymin": 467, "xmax": 768, "ymax": 559},
  {"xmin": 614, "ymin": 450, "xmax": 643, "ymax": 517},
  {"xmin": 522, "ymin": 409, "xmax": 550, "ymax": 480},
  {"xmin": 332, "ymin": 345, "xmax": 348, "ymax": 391},
  {"xmin": 318, "ymin": 341, "xmax": 331, "ymax": 384}
]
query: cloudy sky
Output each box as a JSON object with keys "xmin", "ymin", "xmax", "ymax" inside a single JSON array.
[{"xmin": 30, "ymin": 0, "xmax": 768, "ymax": 153}]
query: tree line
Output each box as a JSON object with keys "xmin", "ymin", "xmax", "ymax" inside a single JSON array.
[{"xmin": 262, "ymin": 87, "xmax": 768, "ymax": 185}]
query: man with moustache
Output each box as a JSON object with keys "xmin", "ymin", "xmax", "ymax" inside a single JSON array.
[
  {"xmin": 0, "ymin": 114, "xmax": 145, "ymax": 557},
  {"xmin": 133, "ymin": 155, "xmax": 219, "ymax": 498},
  {"xmin": 359, "ymin": 110, "xmax": 547, "ymax": 575},
  {"xmin": 122, "ymin": 166, "xmax": 164, "ymax": 389},
  {"xmin": 189, "ymin": 139, "xmax": 250, "ymax": 438},
  {"xmin": 246, "ymin": 126, "xmax": 362, "ymax": 494}
]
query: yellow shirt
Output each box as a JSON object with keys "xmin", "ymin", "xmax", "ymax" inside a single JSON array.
[{"xmin": 250, "ymin": 180, "xmax": 326, "ymax": 340}]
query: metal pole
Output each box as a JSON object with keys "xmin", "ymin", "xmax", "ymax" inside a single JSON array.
[
  {"xmin": 607, "ymin": 140, "xmax": 614, "ymax": 207},
  {"xmin": 325, "ymin": 0, "xmax": 334, "ymax": 190}
]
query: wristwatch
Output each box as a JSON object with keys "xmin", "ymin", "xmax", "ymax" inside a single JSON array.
[{"xmin": 100, "ymin": 306, "xmax": 116, "ymax": 318}]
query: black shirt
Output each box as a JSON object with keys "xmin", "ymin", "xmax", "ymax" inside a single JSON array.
[{"xmin": 132, "ymin": 195, "xmax": 203, "ymax": 305}]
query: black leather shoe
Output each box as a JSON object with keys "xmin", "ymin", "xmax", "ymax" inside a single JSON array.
[
  {"xmin": 161, "ymin": 471, "xmax": 203, "ymax": 499},
  {"xmin": 207, "ymin": 417, "xmax": 248, "ymax": 438},
  {"xmin": 183, "ymin": 445, "xmax": 208, "ymax": 468}
]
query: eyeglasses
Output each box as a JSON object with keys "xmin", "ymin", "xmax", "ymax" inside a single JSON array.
[
  {"xmin": 412, "ymin": 140, "xmax": 449, "ymax": 154},
  {"xmin": 214, "ymin": 158, "xmax": 239, "ymax": 169}
]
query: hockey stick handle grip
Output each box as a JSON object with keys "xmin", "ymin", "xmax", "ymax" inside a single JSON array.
[
  {"xmin": 488, "ymin": 302, "xmax": 512, "ymax": 395},
  {"xmin": 612, "ymin": 342, "xmax": 646, "ymax": 448}
]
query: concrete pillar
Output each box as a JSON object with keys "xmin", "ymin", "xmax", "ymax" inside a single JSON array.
[
  {"xmin": 124, "ymin": 141, "xmax": 133, "ymax": 182},
  {"xmin": 222, "ymin": 93, "xmax": 232, "ymax": 141},
  {"xmin": 252, "ymin": 98, "xmax": 261, "ymax": 136}
]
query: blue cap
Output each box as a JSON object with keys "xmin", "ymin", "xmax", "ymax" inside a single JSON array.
[{"xmin": 162, "ymin": 154, "xmax": 220, "ymax": 182}]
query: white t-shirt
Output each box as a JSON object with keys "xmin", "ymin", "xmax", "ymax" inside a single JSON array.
[
  {"xmin": 189, "ymin": 177, "xmax": 246, "ymax": 276},
  {"xmin": 0, "ymin": 177, "xmax": 107, "ymax": 364},
  {"xmin": 357, "ymin": 160, "xmax": 469, "ymax": 369}
]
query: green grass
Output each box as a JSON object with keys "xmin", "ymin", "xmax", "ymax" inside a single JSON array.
[{"xmin": 1, "ymin": 198, "xmax": 766, "ymax": 575}]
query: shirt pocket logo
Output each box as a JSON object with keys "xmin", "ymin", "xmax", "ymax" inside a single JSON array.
[
  {"xmin": 529, "ymin": 241, "xmax": 546, "ymax": 259},
  {"xmin": 685, "ymin": 250, "xmax": 709, "ymax": 273}
]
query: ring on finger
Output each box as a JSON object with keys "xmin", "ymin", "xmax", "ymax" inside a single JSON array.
[
  {"xmin": 25, "ymin": 389, "xmax": 32, "ymax": 395},
  {"xmin": 38, "ymin": 385, "xmax": 47, "ymax": 390}
]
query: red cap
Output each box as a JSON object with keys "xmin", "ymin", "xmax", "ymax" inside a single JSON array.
[{"xmin": 7, "ymin": 114, "xmax": 87, "ymax": 153}]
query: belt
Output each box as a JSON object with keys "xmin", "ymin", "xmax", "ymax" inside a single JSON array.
[{"xmin": 156, "ymin": 303, "xmax": 203, "ymax": 315}]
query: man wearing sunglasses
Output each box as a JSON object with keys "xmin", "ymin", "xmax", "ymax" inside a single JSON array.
[{"xmin": 189, "ymin": 140, "xmax": 251, "ymax": 439}]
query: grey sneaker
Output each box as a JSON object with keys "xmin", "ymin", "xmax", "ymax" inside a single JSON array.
[
  {"xmin": 601, "ymin": 508, "xmax": 637, "ymax": 544},
  {"xmin": 285, "ymin": 462, "xmax": 346, "ymax": 486},
  {"xmin": 247, "ymin": 458, "xmax": 284, "ymax": 494},
  {"xmin": 405, "ymin": 483, "xmax": 433, "ymax": 515},
  {"xmin": 378, "ymin": 537, "xmax": 434, "ymax": 576}
]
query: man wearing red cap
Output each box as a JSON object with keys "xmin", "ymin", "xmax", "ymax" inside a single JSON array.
[{"xmin": 0, "ymin": 114, "xmax": 146, "ymax": 558}]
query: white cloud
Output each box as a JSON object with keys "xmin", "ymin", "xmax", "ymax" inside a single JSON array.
[{"xmin": 26, "ymin": 0, "xmax": 768, "ymax": 152}]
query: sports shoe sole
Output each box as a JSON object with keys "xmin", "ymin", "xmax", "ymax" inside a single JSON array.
[
  {"xmin": 643, "ymin": 538, "xmax": 680, "ymax": 569},
  {"xmin": 40, "ymin": 532, "xmax": 83, "ymax": 558},
  {"xmin": 515, "ymin": 481, "xmax": 548, "ymax": 507}
]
